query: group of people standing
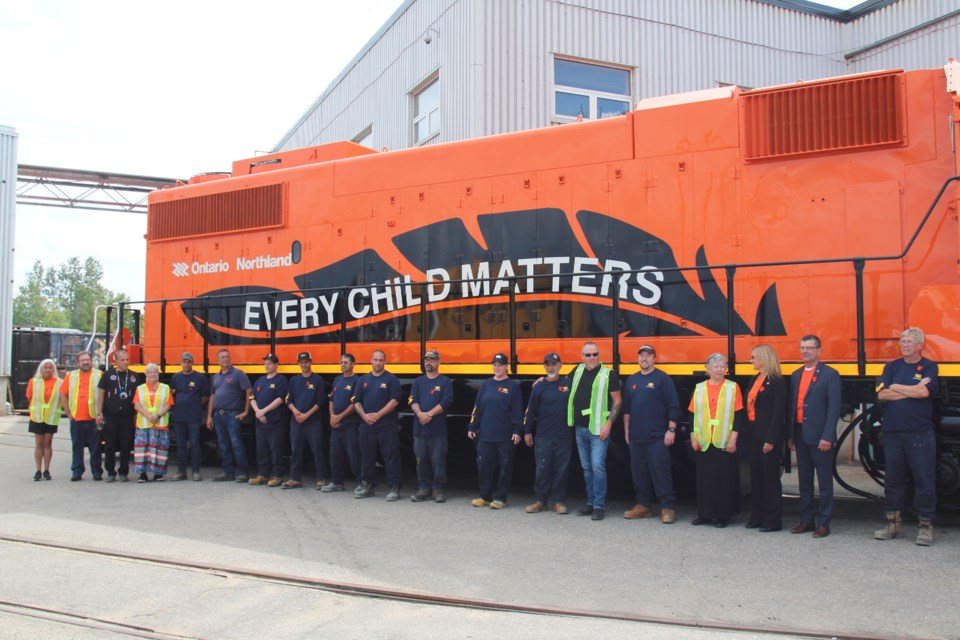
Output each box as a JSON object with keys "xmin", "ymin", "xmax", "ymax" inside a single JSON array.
[{"xmin": 26, "ymin": 328, "xmax": 939, "ymax": 544}]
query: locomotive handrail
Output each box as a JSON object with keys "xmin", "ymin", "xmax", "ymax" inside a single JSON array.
[{"xmin": 125, "ymin": 176, "xmax": 958, "ymax": 374}]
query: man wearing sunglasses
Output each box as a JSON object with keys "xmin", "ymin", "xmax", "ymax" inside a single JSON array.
[{"xmin": 568, "ymin": 341, "xmax": 622, "ymax": 521}]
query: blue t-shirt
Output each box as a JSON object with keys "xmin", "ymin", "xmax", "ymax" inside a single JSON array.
[
  {"xmin": 523, "ymin": 377, "xmax": 571, "ymax": 439},
  {"xmin": 287, "ymin": 373, "xmax": 325, "ymax": 426},
  {"xmin": 329, "ymin": 374, "xmax": 361, "ymax": 427},
  {"xmin": 211, "ymin": 367, "xmax": 252, "ymax": 412},
  {"xmin": 409, "ymin": 374, "xmax": 454, "ymax": 437},
  {"xmin": 622, "ymin": 369, "xmax": 682, "ymax": 443},
  {"xmin": 252, "ymin": 374, "xmax": 289, "ymax": 428},
  {"xmin": 170, "ymin": 371, "xmax": 210, "ymax": 422},
  {"xmin": 879, "ymin": 357, "xmax": 939, "ymax": 432},
  {"xmin": 352, "ymin": 371, "xmax": 402, "ymax": 428},
  {"xmin": 469, "ymin": 377, "xmax": 522, "ymax": 442}
]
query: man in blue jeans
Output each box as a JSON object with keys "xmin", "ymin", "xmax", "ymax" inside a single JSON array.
[
  {"xmin": 170, "ymin": 352, "xmax": 209, "ymax": 481},
  {"xmin": 875, "ymin": 327, "xmax": 939, "ymax": 546},
  {"xmin": 568, "ymin": 341, "xmax": 622, "ymax": 521},
  {"xmin": 408, "ymin": 349, "xmax": 454, "ymax": 503},
  {"xmin": 206, "ymin": 349, "xmax": 251, "ymax": 483}
]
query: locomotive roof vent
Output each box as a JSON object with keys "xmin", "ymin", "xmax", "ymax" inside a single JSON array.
[
  {"xmin": 148, "ymin": 183, "xmax": 285, "ymax": 241},
  {"xmin": 741, "ymin": 70, "xmax": 905, "ymax": 163}
]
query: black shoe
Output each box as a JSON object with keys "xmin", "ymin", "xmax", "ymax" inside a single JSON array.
[
  {"xmin": 93, "ymin": 476, "xmax": 103, "ymax": 481},
  {"xmin": 691, "ymin": 517, "xmax": 712, "ymax": 526},
  {"xmin": 33, "ymin": 471, "xmax": 42, "ymax": 481},
  {"xmin": 715, "ymin": 519, "xmax": 728, "ymax": 528},
  {"xmin": 43, "ymin": 470, "xmax": 51, "ymax": 481},
  {"xmin": 577, "ymin": 505, "xmax": 594, "ymax": 517},
  {"xmin": 138, "ymin": 473, "xmax": 148, "ymax": 483},
  {"xmin": 591, "ymin": 508, "xmax": 605, "ymax": 521},
  {"xmin": 70, "ymin": 476, "xmax": 82, "ymax": 482},
  {"xmin": 759, "ymin": 526, "xmax": 782, "ymax": 533},
  {"xmin": 744, "ymin": 521, "xmax": 761, "ymax": 529}
]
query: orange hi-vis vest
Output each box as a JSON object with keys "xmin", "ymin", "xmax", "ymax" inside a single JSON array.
[{"xmin": 692, "ymin": 379, "xmax": 737, "ymax": 450}]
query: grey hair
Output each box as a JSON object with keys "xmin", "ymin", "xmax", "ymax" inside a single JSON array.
[
  {"xmin": 145, "ymin": 363, "xmax": 160, "ymax": 374},
  {"xmin": 706, "ymin": 353, "xmax": 728, "ymax": 368},
  {"xmin": 35, "ymin": 358, "xmax": 58, "ymax": 378},
  {"xmin": 900, "ymin": 327, "xmax": 924, "ymax": 344}
]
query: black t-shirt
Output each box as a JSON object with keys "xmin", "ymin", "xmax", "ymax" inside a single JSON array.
[
  {"xmin": 98, "ymin": 367, "xmax": 143, "ymax": 417},
  {"xmin": 571, "ymin": 365, "xmax": 620, "ymax": 427}
]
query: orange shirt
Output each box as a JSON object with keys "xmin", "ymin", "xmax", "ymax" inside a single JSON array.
[
  {"xmin": 26, "ymin": 377, "xmax": 59, "ymax": 404},
  {"xmin": 746, "ymin": 374, "xmax": 766, "ymax": 422},
  {"xmin": 60, "ymin": 370, "xmax": 94, "ymax": 421},
  {"xmin": 796, "ymin": 367, "xmax": 815, "ymax": 423}
]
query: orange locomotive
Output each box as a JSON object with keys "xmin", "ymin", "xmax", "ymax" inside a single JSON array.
[{"xmin": 140, "ymin": 65, "xmax": 959, "ymax": 393}]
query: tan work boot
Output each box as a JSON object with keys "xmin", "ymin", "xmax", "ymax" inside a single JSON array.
[
  {"xmin": 661, "ymin": 508, "xmax": 677, "ymax": 524},
  {"xmin": 525, "ymin": 501, "xmax": 545, "ymax": 513},
  {"xmin": 471, "ymin": 497, "xmax": 491, "ymax": 507},
  {"xmin": 916, "ymin": 517, "xmax": 934, "ymax": 546},
  {"xmin": 873, "ymin": 511, "xmax": 901, "ymax": 540},
  {"xmin": 624, "ymin": 504, "xmax": 653, "ymax": 519},
  {"xmin": 267, "ymin": 476, "xmax": 283, "ymax": 487},
  {"xmin": 553, "ymin": 502, "xmax": 568, "ymax": 515},
  {"xmin": 248, "ymin": 475, "xmax": 268, "ymax": 486}
]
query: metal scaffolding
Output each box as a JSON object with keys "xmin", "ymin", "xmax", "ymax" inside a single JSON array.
[{"xmin": 16, "ymin": 165, "xmax": 181, "ymax": 214}]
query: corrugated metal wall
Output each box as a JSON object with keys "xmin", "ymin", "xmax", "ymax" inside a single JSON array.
[
  {"xmin": 274, "ymin": 0, "xmax": 958, "ymax": 153},
  {"xmin": 0, "ymin": 125, "xmax": 17, "ymax": 385}
]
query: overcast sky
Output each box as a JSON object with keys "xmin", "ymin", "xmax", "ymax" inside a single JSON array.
[{"xmin": 2, "ymin": 0, "xmax": 863, "ymax": 307}]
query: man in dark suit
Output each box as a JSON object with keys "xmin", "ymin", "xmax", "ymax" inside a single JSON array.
[{"xmin": 787, "ymin": 335, "xmax": 841, "ymax": 539}]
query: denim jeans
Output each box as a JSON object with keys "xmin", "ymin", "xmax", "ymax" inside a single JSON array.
[
  {"xmin": 213, "ymin": 410, "xmax": 247, "ymax": 476},
  {"xmin": 290, "ymin": 419, "xmax": 329, "ymax": 482},
  {"xmin": 414, "ymin": 435, "xmax": 448, "ymax": 490},
  {"xmin": 173, "ymin": 420, "xmax": 202, "ymax": 474},
  {"xmin": 883, "ymin": 429, "xmax": 937, "ymax": 520},
  {"xmin": 330, "ymin": 422, "xmax": 361, "ymax": 485},
  {"xmin": 629, "ymin": 438, "xmax": 676, "ymax": 509},
  {"xmin": 575, "ymin": 426, "xmax": 609, "ymax": 509},
  {"xmin": 533, "ymin": 436, "xmax": 572, "ymax": 504},
  {"xmin": 70, "ymin": 419, "xmax": 102, "ymax": 479},
  {"xmin": 477, "ymin": 440, "xmax": 515, "ymax": 502}
]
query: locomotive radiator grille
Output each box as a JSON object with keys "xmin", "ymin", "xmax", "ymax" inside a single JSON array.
[{"xmin": 148, "ymin": 183, "xmax": 286, "ymax": 240}]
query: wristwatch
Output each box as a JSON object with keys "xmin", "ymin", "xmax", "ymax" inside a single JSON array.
[{"xmin": 668, "ymin": 427, "xmax": 677, "ymax": 433}]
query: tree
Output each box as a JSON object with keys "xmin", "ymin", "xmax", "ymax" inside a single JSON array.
[{"xmin": 12, "ymin": 257, "xmax": 135, "ymax": 333}]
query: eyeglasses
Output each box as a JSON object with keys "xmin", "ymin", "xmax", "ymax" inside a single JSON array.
[
  {"xmin": 423, "ymin": 357, "xmax": 438, "ymax": 361},
  {"xmin": 582, "ymin": 352, "xmax": 599, "ymax": 358}
]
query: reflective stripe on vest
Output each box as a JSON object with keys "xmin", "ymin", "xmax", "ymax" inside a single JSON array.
[
  {"xmin": 567, "ymin": 364, "xmax": 611, "ymax": 435},
  {"xmin": 136, "ymin": 383, "xmax": 171, "ymax": 428},
  {"xmin": 68, "ymin": 369, "xmax": 102, "ymax": 417},
  {"xmin": 30, "ymin": 377, "xmax": 61, "ymax": 426},
  {"xmin": 692, "ymin": 380, "xmax": 737, "ymax": 450}
]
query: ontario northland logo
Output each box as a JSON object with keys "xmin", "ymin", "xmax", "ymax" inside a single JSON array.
[{"xmin": 181, "ymin": 209, "xmax": 785, "ymax": 345}]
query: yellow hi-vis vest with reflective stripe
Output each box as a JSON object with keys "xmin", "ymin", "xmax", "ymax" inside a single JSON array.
[
  {"xmin": 567, "ymin": 363, "xmax": 612, "ymax": 435},
  {"xmin": 67, "ymin": 368, "xmax": 102, "ymax": 418},
  {"xmin": 692, "ymin": 380, "xmax": 737, "ymax": 450},
  {"xmin": 136, "ymin": 383, "xmax": 171, "ymax": 428},
  {"xmin": 30, "ymin": 377, "xmax": 61, "ymax": 426}
]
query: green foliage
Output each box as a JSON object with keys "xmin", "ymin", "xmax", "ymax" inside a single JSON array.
[{"xmin": 12, "ymin": 258, "xmax": 138, "ymax": 333}]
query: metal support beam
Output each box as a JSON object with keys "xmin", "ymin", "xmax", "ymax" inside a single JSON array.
[{"xmin": 16, "ymin": 164, "xmax": 180, "ymax": 214}]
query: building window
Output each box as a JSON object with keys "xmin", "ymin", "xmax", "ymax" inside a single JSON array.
[
  {"xmin": 413, "ymin": 75, "xmax": 440, "ymax": 145},
  {"xmin": 553, "ymin": 58, "xmax": 631, "ymax": 121},
  {"xmin": 353, "ymin": 125, "xmax": 373, "ymax": 148}
]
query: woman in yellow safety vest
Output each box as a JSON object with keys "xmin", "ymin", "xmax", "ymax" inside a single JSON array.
[
  {"xmin": 132, "ymin": 363, "xmax": 175, "ymax": 482},
  {"xmin": 688, "ymin": 353, "xmax": 744, "ymax": 527},
  {"xmin": 26, "ymin": 359, "xmax": 62, "ymax": 481}
]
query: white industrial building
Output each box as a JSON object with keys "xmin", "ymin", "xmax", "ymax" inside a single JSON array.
[{"xmin": 273, "ymin": 0, "xmax": 960, "ymax": 154}]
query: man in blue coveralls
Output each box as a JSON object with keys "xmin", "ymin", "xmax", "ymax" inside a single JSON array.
[
  {"xmin": 249, "ymin": 354, "xmax": 288, "ymax": 487},
  {"xmin": 875, "ymin": 327, "xmax": 940, "ymax": 546},
  {"xmin": 409, "ymin": 349, "xmax": 455, "ymax": 503},
  {"xmin": 468, "ymin": 353, "xmax": 522, "ymax": 510},
  {"xmin": 622, "ymin": 345, "xmax": 681, "ymax": 524},
  {"xmin": 524, "ymin": 352, "xmax": 573, "ymax": 515},
  {"xmin": 327, "ymin": 353, "xmax": 362, "ymax": 493},
  {"xmin": 284, "ymin": 351, "xmax": 329, "ymax": 490},
  {"xmin": 353, "ymin": 350, "xmax": 403, "ymax": 501},
  {"xmin": 169, "ymin": 352, "xmax": 209, "ymax": 481}
]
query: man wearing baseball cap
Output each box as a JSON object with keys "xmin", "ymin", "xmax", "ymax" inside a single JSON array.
[
  {"xmin": 248, "ymin": 354, "xmax": 289, "ymax": 487},
  {"xmin": 467, "ymin": 353, "xmax": 522, "ymax": 509},
  {"xmin": 284, "ymin": 352, "xmax": 329, "ymax": 490},
  {"xmin": 408, "ymin": 349, "xmax": 454, "ymax": 503},
  {"xmin": 622, "ymin": 345, "xmax": 681, "ymax": 523},
  {"xmin": 524, "ymin": 352, "xmax": 573, "ymax": 515},
  {"xmin": 169, "ymin": 352, "xmax": 210, "ymax": 481}
]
